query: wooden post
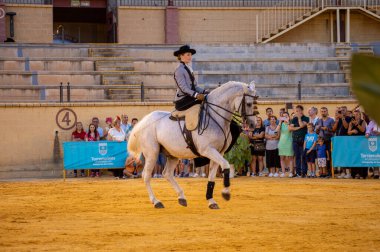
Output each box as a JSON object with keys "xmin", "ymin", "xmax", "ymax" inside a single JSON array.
[
  {"xmin": 63, "ymin": 164, "xmax": 66, "ymax": 182},
  {"xmin": 331, "ymin": 140, "xmax": 335, "ymax": 178}
]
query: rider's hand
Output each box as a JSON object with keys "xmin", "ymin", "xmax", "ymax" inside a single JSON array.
[{"xmin": 196, "ymin": 93, "xmax": 205, "ymax": 101}]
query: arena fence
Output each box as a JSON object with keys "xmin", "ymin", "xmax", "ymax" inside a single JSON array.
[
  {"xmin": 332, "ymin": 136, "xmax": 380, "ymax": 168},
  {"xmin": 63, "ymin": 141, "xmax": 127, "ymax": 177}
]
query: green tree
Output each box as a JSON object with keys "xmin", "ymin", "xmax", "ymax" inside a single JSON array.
[{"xmin": 224, "ymin": 133, "xmax": 252, "ymax": 173}]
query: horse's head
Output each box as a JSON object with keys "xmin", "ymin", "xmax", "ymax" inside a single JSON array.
[{"xmin": 234, "ymin": 81, "xmax": 258, "ymax": 127}]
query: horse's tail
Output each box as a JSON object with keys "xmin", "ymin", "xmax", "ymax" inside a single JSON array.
[
  {"xmin": 127, "ymin": 118, "xmax": 144, "ymax": 157},
  {"xmin": 127, "ymin": 111, "xmax": 162, "ymax": 157}
]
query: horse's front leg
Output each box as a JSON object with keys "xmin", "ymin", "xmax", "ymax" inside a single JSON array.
[
  {"xmin": 206, "ymin": 161, "xmax": 220, "ymax": 209},
  {"xmin": 203, "ymin": 148, "xmax": 231, "ymax": 205}
]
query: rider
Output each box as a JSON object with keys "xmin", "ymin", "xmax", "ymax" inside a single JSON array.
[{"xmin": 173, "ymin": 45, "xmax": 208, "ymax": 111}]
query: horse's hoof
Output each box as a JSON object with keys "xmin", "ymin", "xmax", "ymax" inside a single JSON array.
[
  {"xmin": 209, "ymin": 203, "xmax": 220, "ymax": 209},
  {"xmin": 178, "ymin": 198, "xmax": 187, "ymax": 207},
  {"xmin": 154, "ymin": 202, "xmax": 165, "ymax": 209},
  {"xmin": 222, "ymin": 192, "xmax": 231, "ymax": 201}
]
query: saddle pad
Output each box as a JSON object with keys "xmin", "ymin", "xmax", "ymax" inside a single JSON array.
[{"xmin": 171, "ymin": 104, "xmax": 200, "ymax": 131}]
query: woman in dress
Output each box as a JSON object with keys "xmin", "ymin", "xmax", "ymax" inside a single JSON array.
[
  {"xmin": 85, "ymin": 123, "xmax": 100, "ymax": 177},
  {"xmin": 248, "ymin": 117, "xmax": 265, "ymax": 176},
  {"xmin": 71, "ymin": 122, "xmax": 86, "ymax": 177},
  {"xmin": 265, "ymin": 115, "xmax": 281, "ymax": 177},
  {"xmin": 276, "ymin": 112, "xmax": 294, "ymax": 177}
]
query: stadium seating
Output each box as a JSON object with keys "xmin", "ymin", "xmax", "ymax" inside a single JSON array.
[{"xmin": 0, "ymin": 43, "xmax": 367, "ymax": 102}]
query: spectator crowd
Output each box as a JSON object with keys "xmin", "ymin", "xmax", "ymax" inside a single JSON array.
[
  {"xmin": 70, "ymin": 105, "xmax": 379, "ymax": 180},
  {"xmin": 241, "ymin": 105, "xmax": 379, "ymax": 179},
  {"xmin": 70, "ymin": 114, "xmax": 138, "ymax": 178}
]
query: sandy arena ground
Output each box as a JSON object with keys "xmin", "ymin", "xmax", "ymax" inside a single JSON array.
[{"xmin": 1, "ymin": 177, "xmax": 379, "ymax": 251}]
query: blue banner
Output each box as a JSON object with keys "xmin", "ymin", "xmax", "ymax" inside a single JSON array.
[
  {"xmin": 63, "ymin": 141, "xmax": 128, "ymax": 170},
  {"xmin": 332, "ymin": 136, "xmax": 380, "ymax": 167}
]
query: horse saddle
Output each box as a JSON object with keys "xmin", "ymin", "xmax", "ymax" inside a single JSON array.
[{"xmin": 171, "ymin": 104, "xmax": 201, "ymax": 131}]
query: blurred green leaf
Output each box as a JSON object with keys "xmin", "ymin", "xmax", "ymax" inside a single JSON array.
[{"xmin": 351, "ymin": 54, "xmax": 380, "ymax": 124}]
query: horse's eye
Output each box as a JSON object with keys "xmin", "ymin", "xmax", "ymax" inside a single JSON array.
[{"xmin": 246, "ymin": 103, "xmax": 252, "ymax": 107}]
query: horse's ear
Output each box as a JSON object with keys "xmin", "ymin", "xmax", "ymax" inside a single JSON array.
[{"xmin": 248, "ymin": 81, "xmax": 256, "ymax": 91}]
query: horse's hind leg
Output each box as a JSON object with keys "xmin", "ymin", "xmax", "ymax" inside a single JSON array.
[
  {"xmin": 143, "ymin": 155, "xmax": 164, "ymax": 208},
  {"xmin": 162, "ymin": 157, "xmax": 187, "ymax": 207}
]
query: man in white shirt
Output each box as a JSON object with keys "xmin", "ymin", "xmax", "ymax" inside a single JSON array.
[
  {"xmin": 308, "ymin": 106, "xmax": 319, "ymax": 126},
  {"xmin": 121, "ymin": 114, "xmax": 131, "ymax": 136}
]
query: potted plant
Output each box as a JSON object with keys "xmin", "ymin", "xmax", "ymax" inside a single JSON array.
[{"xmin": 224, "ymin": 133, "xmax": 252, "ymax": 178}]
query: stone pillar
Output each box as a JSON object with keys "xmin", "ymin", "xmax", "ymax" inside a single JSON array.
[
  {"xmin": 165, "ymin": 6, "xmax": 179, "ymax": 44},
  {"xmin": 336, "ymin": 9, "xmax": 340, "ymax": 43},
  {"xmin": 0, "ymin": 1, "xmax": 6, "ymax": 43}
]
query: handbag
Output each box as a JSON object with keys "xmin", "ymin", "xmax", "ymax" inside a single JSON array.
[{"xmin": 253, "ymin": 142, "xmax": 266, "ymax": 152}]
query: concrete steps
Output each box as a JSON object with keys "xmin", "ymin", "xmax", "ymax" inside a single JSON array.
[
  {"xmin": 198, "ymin": 71, "xmax": 346, "ymax": 86},
  {"xmin": 0, "ymin": 57, "xmax": 343, "ymax": 74},
  {"xmin": 193, "ymin": 59, "xmax": 341, "ymax": 72},
  {"xmin": 0, "ymin": 71, "xmax": 102, "ymax": 86},
  {"xmin": 0, "ymin": 85, "xmax": 107, "ymax": 102},
  {"xmin": 1, "ymin": 43, "xmax": 336, "ymax": 59},
  {"xmin": 95, "ymin": 60, "xmax": 134, "ymax": 71},
  {"xmin": 335, "ymin": 45, "xmax": 375, "ymax": 83},
  {"xmin": 89, "ymin": 48, "xmax": 131, "ymax": 57},
  {"xmin": 0, "ymin": 70, "xmax": 346, "ymax": 87},
  {"xmin": 0, "ymin": 59, "xmax": 95, "ymax": 71},
  {"xmin": 106, "ymin": 88, "xmax": 142, "ymax": 101},
  {"xmin": 0, "ymin": 43, "xmax": 357, "ymax": 101},
  {"xmin": 210, "ymin": 82, "xmax": 351, "ymax": 100}
]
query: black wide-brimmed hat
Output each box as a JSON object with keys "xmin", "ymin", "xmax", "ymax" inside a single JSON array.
[{"xmin": 173, "ymin": 45, "xmax": 196, "ymax": 57}]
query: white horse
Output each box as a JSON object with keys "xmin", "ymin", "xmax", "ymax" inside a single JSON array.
[{"xmin": 128, "ymin": 81, "xmax": 257, "ymax": 209}]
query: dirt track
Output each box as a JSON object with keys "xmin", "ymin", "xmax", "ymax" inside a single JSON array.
[{"xmin": 1, "ymin": 177, "xmax": 379, "ymax": 251}]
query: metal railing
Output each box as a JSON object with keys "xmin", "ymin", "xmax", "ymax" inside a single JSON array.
[
  {"xmin": 3, "ymin": 0, "xmax": 52, "ymax": 4},
  {"xmin": 118, "ymin": 0, "xmax": 380, "ymax": 7},
  {"xmin": 0, "ymin": 84, "xmax": 146, "ymax": 103},
  {"xmin": 0, "ymin": 84, "xmax": 353, "ymax": 102},
  {"xmin": 119, "ymin": 0, "xmax": 167, "ymax": 6},
  {"xmin": 257, "ymin": 0, "xmax": 380, "ymax": 43},
  {"xmin": 119, "ymin": 0, "xmax": 286, "ymax": 7}
]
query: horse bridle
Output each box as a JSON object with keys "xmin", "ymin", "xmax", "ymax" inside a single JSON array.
[
  {"xmin": 197, "ymin": 93, "xmax": 258, "ymax": 153},
  {"xmin": 205, "ymin": 93, "xmax": 258, "ymax": 123},
  {"xmin": 238, "ymin": 93, "xmax": 259, "ymax": 122}
]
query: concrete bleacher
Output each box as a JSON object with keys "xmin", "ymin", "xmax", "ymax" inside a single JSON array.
[{"xmin": 0, "ymin": 43, "xmax": 354, "ymax": 102}]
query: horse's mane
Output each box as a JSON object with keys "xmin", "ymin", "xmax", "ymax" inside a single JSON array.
[{"xmin": 208, "ymin": 81, "xmax": 247, "ymax": 101}]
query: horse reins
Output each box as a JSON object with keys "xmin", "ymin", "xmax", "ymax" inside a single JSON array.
[{"xmin": 198, "ymin": 93, "xmax": 258, "ymax": 153}]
